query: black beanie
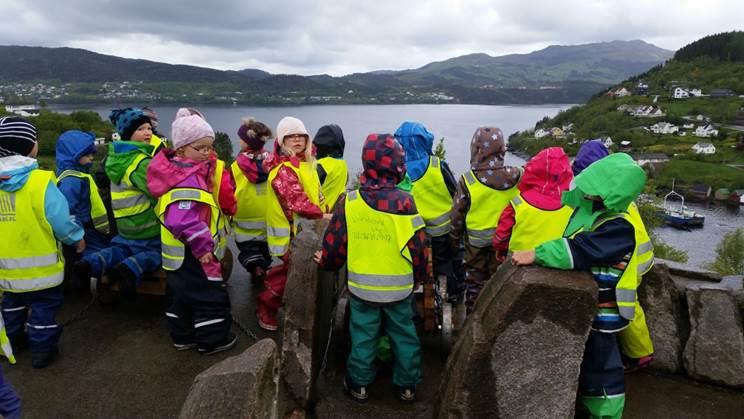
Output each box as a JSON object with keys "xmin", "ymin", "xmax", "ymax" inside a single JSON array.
[{"xmin": 0, "ymin": 116, "xmax": 38, "ymax": 157}]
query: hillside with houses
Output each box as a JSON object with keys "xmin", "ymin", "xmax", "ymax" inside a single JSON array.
[{"xmin": 509, "ymin": 31, "xmax": 744, "ymax": 193}]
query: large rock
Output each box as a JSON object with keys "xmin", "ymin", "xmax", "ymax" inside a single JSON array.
[
  {"xmin": 278, "ymin": 219, "xmax": 333, "ymax": 417},
  {"xmin": 637, "ymin": 263, "xmax": 689, "ymax": 373},
  {"xmin": 179, "ymin": 339, "xmax": 279, "ymax": 419},
  {"xmin": 683, "ymin": 285, "xmax": 744, "ymax": 388},
  {"xmin": 435, "ymin": 262, "xmax": 597, "ymax": 419}
]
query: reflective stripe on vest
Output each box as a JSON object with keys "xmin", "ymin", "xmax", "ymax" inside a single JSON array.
[
  {"xmin": 0, "ymin": 170, "xmax": 65, "ymax": 292},
  {"xmin": 627, "ymin": 202, "xmax": 654, "ymax": 277},
  {"xmin": 110, "ymin": 153, "xmax": 153, "ymax": 219},
  {"xmin": 0, "ymin": 315, "xmax": 15, "ymax": 364},
  {"xmin": 156, "ymin": 186, "xmax": 226, "ymax": 271},
  {"xmin": 591, "ymin": 212, "xmax": 643, "ymax": 320},
  {"xmin": 508, "ymin": 195, "xmax": 573, "ymax": 251},
  {"xmin": 411, "ymin": 157, "xmax": 452, "ymax": 237},
  {"xmin": 231, "ymin": 161, "xmax": 268, "ymax": 243},
  {"xmin": 266, "ymin": 161, "xmax": 322, "ymax": 256},
  {"xmin": 318, "ymin": 157, "xmax": 349, "ymax": 213},
  {"xmin": 463, "ymin": 170, "xmax": 519, "ymax": 248},
  {"xmin": 57, "ymin": 169, "xmax": 110, "ymax": 234},
  {"xmin": 345, "ymin": 189, "xmax": 424, "ymax": 303}
]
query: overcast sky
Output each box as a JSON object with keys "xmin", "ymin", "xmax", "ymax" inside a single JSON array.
[{"xmin": 1, "ymin": 1, "xmax": 741, "ymax": 76}]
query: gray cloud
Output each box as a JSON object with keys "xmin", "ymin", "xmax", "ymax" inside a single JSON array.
[{"xmin": 1, "ymin": 0, "xmax": 741, "ymax": 76}]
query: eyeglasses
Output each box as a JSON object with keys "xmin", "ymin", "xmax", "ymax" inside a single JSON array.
[
  {"xmin": 188, "ymin": 144, "xmax": 214, "ymax": 153},
  {"xmin": 284, "ymin": 134, "xmax": 307, "ymax": 142}
]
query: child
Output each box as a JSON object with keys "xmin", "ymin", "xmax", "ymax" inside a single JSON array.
[
  {"xmin": 142, "ymin": 106, "xmax": 168, "ymax": 155},
  {"xmin": 313, "ymin": 124, "xmax": 348, "ymax": 212},
  {"xmin": 0, "ymin": 311, "xmax": 20, "ymax": 418},
  {"xmin": 231, "ymin": 118, "xmax": 273, "ymax": 283},
  {"xmin": 493, "ymin": 146, "xmax": 573, "ymax": 259},
  {"xmin": 74, "ymin": 108, "xmax": 160, "ymax": 298},
  {"xmin": 512, "ymin": 153, "xmax": 647, "ymax": 419},
  {"xmin": 572, "ymin": 140, "xmax": 655, "ymax": 372},
  {"xmin": 395, "ymin": 121, "xmax": 463, "ymax": 300},
  {"xmin": 0, "ymin": 117, "xmax": 85, "ymax": 368},
  {"xmin": 147, "ymin": 108, "xmax": 237, "ymax": 354},
  {"xmin": 449, "ymin": 127, "xmax": 521, "ymax": 312},
  {"xmin": 259, "ymin": 116, "xmax": 325, "ymax": 331},
  {"xmin": 317, "ymin": 133, "xmax": 427, "ymax": 404},
  {"xmin": 55, "ymin": 130, "xmax": 111, "ymax": 257}
]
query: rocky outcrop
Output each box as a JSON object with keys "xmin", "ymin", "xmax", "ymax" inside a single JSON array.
[
  {"xmin": 278, "ymin": 219, "xmax": 333, "ymax": 417},
  {"xmin": 435, "ymin": 263, "xmax": 597, "ymax": 419},
  {"xmin": 683, "ymin": 285, "xmax": 744, "ymax": 388},
  {"xmin": 179, "ymin": 339, "xmax": 279, "ymax": 419},
  {"xmin": 637, "ymin": 263, "xmax": 689, "ymax": 373}
]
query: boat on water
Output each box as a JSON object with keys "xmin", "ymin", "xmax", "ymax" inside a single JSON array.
[{"xmin": 658, "ymin": 182, "xmax": 705, "ymax": 229}]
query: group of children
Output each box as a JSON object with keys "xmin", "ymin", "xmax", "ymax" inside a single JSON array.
[{"xmin": 0, "ymin": 108, "xmax": 653, "ymax": 417}]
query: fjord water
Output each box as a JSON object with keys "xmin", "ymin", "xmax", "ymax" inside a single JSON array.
[
  {"xmin": 52, "ymin": 103, "xmax": 573, "ymax": 174},
  {"xmin": 52, "ymin": 103, "xmax": 742, "ymax": 268}
]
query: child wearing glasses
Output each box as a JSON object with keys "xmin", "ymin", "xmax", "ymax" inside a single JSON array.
[{"xmin": 147, "ymin": 108, "xmax": 238, "ymax": 355}]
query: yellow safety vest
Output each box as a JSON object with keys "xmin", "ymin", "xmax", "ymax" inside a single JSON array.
[
  {"xmin": 0, "ymin": 313, "xmax": 15, "ymax": 364},
  {"xmin": 266, "ymin": 161, "xmax": 322, "ymax": 256},
  {"xmin": 149, "ymin": 134, "xmax": 166, "ymax": 156},
  {"xmin": 110, "ymin": 153, "xmax": 153, "ymax": 220},
  {"xmin": 627, "ymin": 202, "xmax": 654, "ymax": 277},
  {"xmin": 569, "ymin": 212, "xmax": 644, "ymax": 321},
  {"xmin": 0, "ymin": 170, "xmax": 64, "ymax": 292},
  {"xmin": 462, "ymin": 170, "xmax": 519, "ymax": 247},
  {"xmin": 345, "ymin": 190, "xmax": 425, "ymax": 303},
  {"xmin": 411, "ymin": 157, "xmax": 453, "ymax": 237},
  {"xmin": 508, "ymin": 195, "xmax": 573, "ymax": 251},
  {"xmin": 156, "ymin": 187, "xmax": 227, "ymax": 272},
  {"xmin": 231, "ymin": 161, "xmax": 267, "ymax": 243},
  {"xmin": 57, "ymin": 170, "xmax": 110, "ymax": 235},
  {"xmin": 317, "ymin": 157, "xmax": 348, "ymax": 212}
]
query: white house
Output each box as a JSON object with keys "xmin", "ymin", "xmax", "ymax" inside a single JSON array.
[
  {"xmin": 692, "ymin": 142, "xmax": 716, "ymax": 154},
  {"xmin": 682, "ymin": 123, "xmax": 695, "ymax": 129},
  {"xmin": 689, "ymin": 88, "xmax": 703, "ymax": 97},
  {"xmin": 673, "ymin": 87, "xmax": 689, "ymax": 99},
  {"xmin": 616, "ymin": 104, "xmax": 630, "ymax": 112},
  {"xmin": 620, "ymin": 140, "xmax": 632, "ymax": 147},
  {"xmin": 694, "ymin": 124, "xmax": 719, "ymax": 138},
  {"xmin": 631, "ymin": 153, "xmax": 669, "ymax": 166},
  {"xmin": 649, "ymin": 122, "xmax": 679, "ymax": 135},
  {"xmin": 562, "ymin": 123, "xmax": 574, "ymax": 132},
  {"xmin": 612, "ymin": 87, "xmax": 631, "ymax": 97},
  {"xmin": 601, "ymin": 136, "xmax": 613, "ymax": 148},
  {"xmin": 534, "ymin": 128, "xmax": 550, "ymax": 139}
]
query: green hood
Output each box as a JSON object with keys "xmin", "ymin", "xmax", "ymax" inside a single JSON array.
[
  {"xmin": 562, "ymin": 153, "xmax": 646, "ymax": 212},
  {"xmin": 105, "ymin": 141, "xmax": 153, "ymax": 183}
]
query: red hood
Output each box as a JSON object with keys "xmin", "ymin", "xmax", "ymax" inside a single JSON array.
[
  {"xmin": 262, "ymin": 139, "xmax": 303, "ymax": 172},
  {"xmin": 518, "ymin": 147, "xmax": 572, "ymax": 208},
  {"xmin": 147, "ymin": 149, "xmax": 215, "ymax": 198}
]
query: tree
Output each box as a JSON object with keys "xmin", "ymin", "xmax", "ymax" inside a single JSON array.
[
  {"xmin": 214, "ymin": 131, "xmax": 234, "ymax": 164},
  {"xmin": 704, "ymin": 228, "xmax": 744, "ymax": 275}
]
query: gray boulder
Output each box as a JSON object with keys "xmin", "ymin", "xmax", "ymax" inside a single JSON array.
[
  {"xmin": 435, "ymin": 262, "xmax": 597, "ymax": 419},
  {"xmin": 637, "ymin": 263, "xmax": 689, "ymax": 373},
  {"xmin": 179, "ymin": 339, "xmax": 279, "ymax": 419},
  {"xmin": 683, "ymin": 285, "xmax": 744, "ymax": 388},
  {"xmin": 278, "ymin": 219, "xmax": 332, "ymax": 417}
]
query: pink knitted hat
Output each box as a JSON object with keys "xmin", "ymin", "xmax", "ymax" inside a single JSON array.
[{"xmin": 171, "ymin": 108, "xmax": 215, "ymax": 150}]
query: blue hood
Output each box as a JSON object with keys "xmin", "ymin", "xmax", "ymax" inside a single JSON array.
[
  {"xmin": 394, "ymin": 121, "xmax": 435, "ymax": 180},
  {"xmin": 0, "ymin": 156, "xmax": 39, "ymax": 192},
  {"xmin": 55, "ymin": 130, "xmax": 97, "ymax": 175}
]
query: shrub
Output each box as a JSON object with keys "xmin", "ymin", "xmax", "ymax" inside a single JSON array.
[{"xmin": 704, "ymin": 228, "xmax": 744, "ymax": 275}]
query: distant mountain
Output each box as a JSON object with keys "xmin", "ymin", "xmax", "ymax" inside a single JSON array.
[
  {"xmin": 0, "ymin": 41, "xmax": 674, "ymax": 105},
  {"xmin": 0, "ymin": 45, "xmax": 248, "ymax": 83},
  {"xmin": 353, "ymin": 40, "xmax": 673, "ymax": 88}
]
